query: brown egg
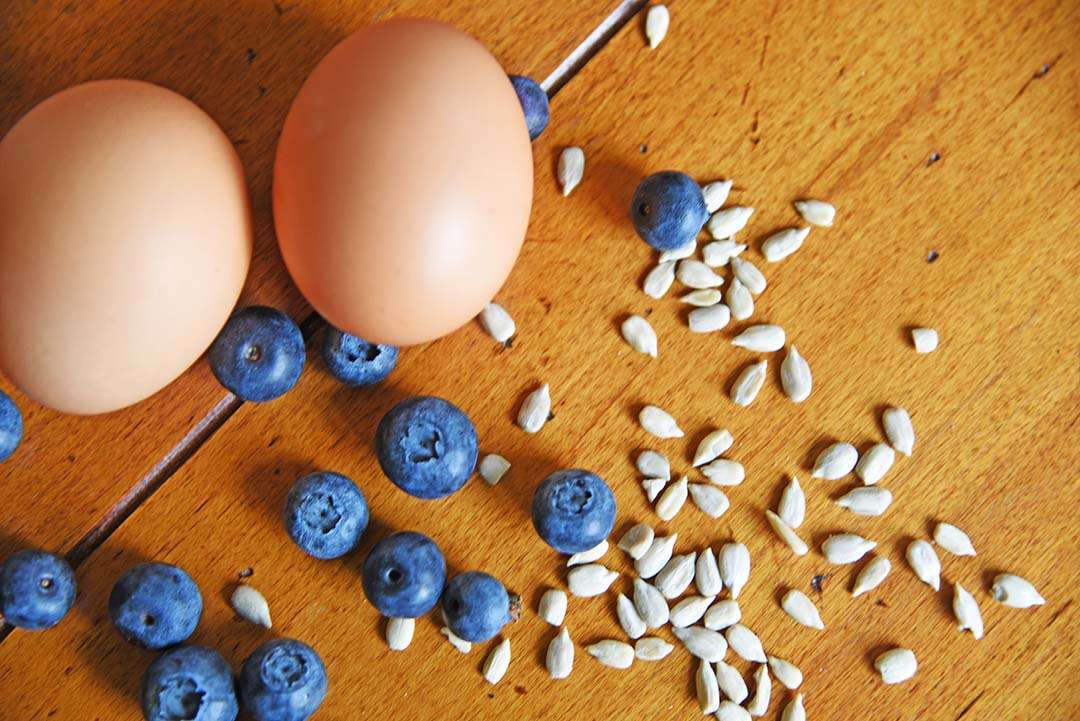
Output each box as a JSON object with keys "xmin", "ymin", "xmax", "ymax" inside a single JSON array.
[
  {"xmin": 0, "ymin": 80, "xmax": 251, "ymax": 414},
  {"xmin": 274, "ymin": 19, "xmax": 533, "ymax": 346}
]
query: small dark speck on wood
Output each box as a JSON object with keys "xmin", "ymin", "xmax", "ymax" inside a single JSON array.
[
  {"xmin": 246, "ymin": 49, "xmax": 257, "ymax": 64},
  {"xmin": 875, "ymin": 598, "xmax": 889, "ymax": 608},
  {"xmin": 547, "ymin": 411, "xmax": 556, "ymax": 422},
  {"xmin": 927, "ymin": 249, "xmax": 939, "ymax": 263},
  {"xmin": 811, "ymin": 574, "xmax": 827, "ymax": 593},
  {"xmin": 644, "ymin": 307, "xmax": 653, "ymax": 316},
  {"xmin": 927, "ymin": 151, "xmax": 941, "ymax": 166},
  {"xmin": 257, "ymin": 85, "xmax": 268, "ymax": 98},
  {"xmin": 503, "ymin": 336, "xmax": 515, "ymax": 349},
  {"xmin": 639, "ymin": 144, "xmax": 648, "ymax": 153},
  {"xmin": 514, "ymin": 685, "xmax": 527, "ymax": 695},
  {"xmin": 239, "ymin": 567, "xmax": 254, "ymax": 579},
  {"xmin": 1035, "ymin": 63, "xmax": 1051, "ymax": 78}
]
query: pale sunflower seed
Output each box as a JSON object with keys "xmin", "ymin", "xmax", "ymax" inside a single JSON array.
[
  {"xmin": 656, "ymin": 552, "xmax": 697, "ymax": 599},
  {"xmin": 386, "ymin": 616, "xmax": 414, "ymax": 651},
  {"xmin": 906, "ymin": 540, "xmax": 941, "ymax": 591},
  {"xmin": 696, "ymin": 658, "xmax": 721, "ymax": 714},
  {"xmin": 441, "ymin": 626, "xmax": 472, "ymax": 653},
  {"xmin": 708, "ymin": 206, "xmax": 755, "ymax": 239},
  {"xmin": 835, "ymin": 486, "xmax": 893, "ymax": 516},
  {"xmin": 703, "ymin": 239, "xmax": 747, "ymax": 267},
  {"xmin": 991, "ymin": 573, "xmax": 1045, "ymax": 608},
  {"xmin": 725, "ymin": 278, "xmax": 755, "ymax": 320},
  {"xmin": 781, "ymin": 589, "xmax": 824, "ymax": 630},
  {"xmin": 672, "ymin": 626, "xmax": 728, "ymax": 662},
  {"xmin": 717, "ymin": 701, "xmax": 752, "ymax": 721},
  {"xmin": 689, "ymin": 303, "xmax": 731, "ymax": 333},
  {"xmin": 778, "ymin": 475, "xmax": 805, "ymax": 528},
  {"xmin": 636, "ymin": 533, "xmax": 678, "ymax": 579},
  {"xmin": 678, "ymin": 259, "xmax": 726, "ymax": 289},
  {"xmin": 655, "ymin": 475, "xmax": 688, "ymax": 521},
  {"xmin": 794, "ymin": 198, "xmax": 835, "ymax": 227},
  {"xmin": 689, "ymin": 483, "xmax": 730, "ymax": 518},
  {"xmin": 632, "ymin": 578, "xmax": 670, "ymax": 628},
  {"xmin": 478, "ymin": 302, "xmax": 515, "ymax": 344},
  {"xmin": 621, "ymin": 315, "xmax": 658, "ymax": 357},
  {"xmin": 517, "ymin": 383, "xmax": 551, "ymax": 433},
  {"xmin": 746, "ymin": 664, "xmax": 771, "ymax": 717},
  {"xmin": 567, "ymin": 540, "xmax": 608, "ymax": 567},
  {"xmin": 854, "ymin": 443, "xmax": 895, "ymax": 485},
  {"xmin": 761, "ymin": 226, "xmax": 810, "ymax": 262},
  {"xmin": 765, "ymin": 510, "xmax": 809, "ymax": 556},
  {"xmin": 478, "ymin": 454, "xmax": 511, "ymax": 485},
  {"xmin": 618, "ymin": 523, "xmax": 655, "ymax": 560},
  {"xmin": 639, "ymin": 404, "xmax": 683, "ymax": 438},
  {"xmin": 719, "ymin": 543, "xmax": 751, "ymax": 598},
  {"xmin": 730, "ymin": 256, "xmax": 767, "ymax": 294},
  {"xmin": 693, "ymin": 429, "xmax": 734, "ymax": 467},
  {"xmin": 586, "ymin": 640, "xmax": 634, "ymax": 669},
  {"xmin": 702, "ymin": 180, "xmax": 733, "ymax": 213},
  {"xmin": 230, "ymin": 584, "xmax": 272, "ymax": 629},
  {"xmin": 695, "ymin": 548, "xmax": 724, "ymax": 597},
  {"xmin": 731, "ymin": 360, "xmax": 768, "ymax": 406},
  {"xmin": 670, "ymin": 595, "xmax": 715, "ymax": 628},
  {"xmin": 557, "ymin": 146, "xmax": 584, "ymax": 196},
  {"xmin": 874, "ymin": 647, "xmax": 917, "ymax": 684},
  {"xmin": 636, "ymin": 449, "xmax": 670, "ymax": 480},
  {"xmin": 703, "ymin": 599, "xmax": 741, "ymax": 630},
  {"xmin": 642, "ymin": 478, "xmax": 667, "ymax": 502},
  {"xmin": 538, "ymin": 589, "xmax": 568, "ymax": 626},
  {"xmin": 546, "ymin": 627, "xmax": 574, "ymax": 679},
  {"xmin": 616, "ymin": 592, "xmax": 647, "ymax": 639},
  {"xmin": 934, "ymin": 522, "xmax": 976, "ymax": 556},
  {"xmin": 851, "ymin": 556, "xmax": 891, "ymax": 597},
  {"xmin": 643, "ymin": 260, "xmax": 677, "ymax": 299},
  {"xmin": 716, "ymin": 659, "xmax": 749, "ymax": 703},
  {"xmin": 701, "ymin": 458, "xmax": 745, "ymax": 486},
  {"xmin": 953, "ymin": 582, "xmax": 984, "ymax": 640},
  {"xmin": 659, "ymin": 239, "xmax": 696, "ymax": 263},
  {"xmin": 634, "ymin": 636, "xmax": 674, "ymax": 661},
  {"xmin": 732, "ymin": 324, "xmax": 786, "ymax": 352},
  {"xmin": 681, "ymin": 288, "xmax": 724, "ymax": 306},
  {"xmin": 781, "ymin": 692, "xmax": 806, "ymax": 721},
  {"xmin": 821, "ymin": 533, "xmax": 877, "ymax": 564},
  {"xmin": 567, "ymin": 563, "xmax": 619, "ymax": 597},
  {"xmin": 812, "ymin": 442, "xmax": 859, "ymax": 479},
  {"xmin": 781, "ymin": 345, "xmax": 812, "ymax": 402},
  {"xmin": 768, "ymin": 656, "xmax": 803, "ymax": 690},
  {"xmin": 882, "ymin": 407, "xmax": 915, "ymax": 456},
  {"xmin": 645, "ymin": 4, "xmax": 669, "ymax": 49},
  {"xmin": 725, "ymin": 623, "xmax": 766, "ymax": 663},
  {"xmin": 911, "ymin": 327, "xmax": 939, "ymax": 353},
  {"xmin": 483, "ymin": 638, "xmax": 511, "ymax": 684}
]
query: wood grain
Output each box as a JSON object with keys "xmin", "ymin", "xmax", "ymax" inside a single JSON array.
[
  {"xmin": 0, "ymin": 0, "xmax": 615, "ymax": 561},
  {"xmin": 3, "ymin": 1, "xmax": 1079, "ymax": 720}
]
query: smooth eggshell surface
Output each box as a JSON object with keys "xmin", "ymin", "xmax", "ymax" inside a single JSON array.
[
  {"xmin": 0, "ymin": 80, "xmax": 251, "ymax": 414},
  {"xmin": 274, "ymin": 18, "xmax": 533, "ymax": 346}
]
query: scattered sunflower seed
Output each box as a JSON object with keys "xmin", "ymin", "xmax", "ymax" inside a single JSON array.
[
  {"xmin": 768, "ymin": 656, "xmax": 803, "ymax": 690},
  {"xmin": 483, "ymin": 638, "xmax": 512, "ymax": 684},
  {"xmin": 719, "ymin": 543, "xmax": 751, "ymax": 598},
  {"xmin": 725, "ymin": 623, "xmax": 766, "ymax": 663},
  {"xmin": 639, "ymin": 404, "xmax": 683, "ymax": 438},
  {"xmin": 781, "ymin": 589, "xmax": 824, "ymax": 630},
  {"xmin": 538, "ymin": 589, "xmax": 568, "ymax": 626},
  {"xmin": 672, "ymin": 626, "xmax": 728, "ymax": 662},
  {"xmin": 386, "ymin": 616, "xmax": 414, "ymax": 651},
  {"xmin": 517, "ymin": 383, "xmax": 551, "ymax": 433},
  {"xmin": 851, "ymin": 556, "xmax": 891, "ymax": 597},
  {"xmin": 811, "ymin": 442, "xmax": 859, "ymax": 480},
  {"xmin": 681, "ymin": 288, "xmax": 724, "ymax": 306},
  {"xmin": 906, "ymin": 540, "xmax": 941, "ymax": 591},
  {"xmin": 689, "ymin": 303, "xmax": 731, "ymax": 333},
  {"xmin": 725, "ymin": 278, "xmax": 755, "ymax": 320},
  {"xmin": 546, "ymin": 627, "xmax": 574, "ymax": 679},
  {"xmin": 701, "ymin": 458, "xmax": 746, "ymax": 486},
  {"xmin": 586, "ymin": 640, "xmax": 635, "ymax": 669},
  {"xmin": 781, "ymin": 345, "xmax": 812, "ymax": 402},
  {"xmin": 441, "ymin": 626, "xmax": 472, "ymax": 653},
  {"xmin": 618, "ymin": 523, "xmax": 655, "ymax": 560},
  {"xmin": 478, "ymin": 454, "xmax": 511, "ymax": 485},
  {"xmin": 695, "ymin": 548, "xmax": 724, "ymax": 597},
  {"xmin": 732, "ymin": 324, "xmax": 786, "ymax": 352},
  {"xmin": 659, "ymin": 239, "xmax": 696, "ymax": 263},
  {"xmin": 778, "ymin": 475, "xmax": 805, "ymax": 528},
  {"xmin": 708, "ymin": 206, "xmax": 755, "ymax": 239},
  {"xmin": 991, "ymin": 573, "xmax": 1045, "ymax": 608},
  {"xmin": 703, "ymin": 239, "xmax": 747, "ymax": 267},
  {"xmin": 875, "ymin": 647, "xmax": 917, "ymax": 684},
  {"xmin": 656, "ymin": 552, "xmax": 697, "ymax": 599},
  {"xmin": 934, "ymin": 522, "xmax": 976, "ymax": 556},
  {"xmin": 230, "ymin": 584, "xmax": 272, "ymax": 629},
  {"xmin": 644, "ymin": 4, "xmax": 669, "ymax": 49},
  {"xmin": 761, "ymin": 227, "xmax": 810, "ymax": 262},
  {"xmin": 703, "ymin": 599, "xmax": 742, "ymax": 630},
  {"xmin": 642, "ymin": 478, "xmax": 667, "ymax": 502},
  {"xmin": 567, "ymin": 540, "xmax": 609, "ymax": 567},
  {"xmin": 821, "ymin": 533, "xmax": 877, "ymax": 564},
  {"xmin": 693, "ymin": 429, "xmax": 734, "ymax": 466},
  {"xmin": 781, "ymin": 692, "xmax": 806, "ymax": 721},
  {"xmin": 731, "ymin": 360, "xmax": 768, "ymax": 406},
  {"xmin": 634, "ymin": 636, "xmax": 674, "ymax": 661},
  {"xmin": 794, "ymin": 199, "xmax": 835, "ymax": 227},
  {"xmin": 717, "ymin": 700, "xmax": 752, "ymax": 721},
  {"xmin": 621, "ymin": 315, "xmax": 658, "ymax": 357},
  {"xmin": 567, "ymin": 563, "xmax": 619, "ymax": 597},
  {"xmin": 702, "ymin": 180, "xmax": 733, "ymax": 213},
  {"xmin": 478, "ymin": 302, "xmax": 515, "ymax": 344},
  {"xmin": 643, "ymin": 260, "xmax": 677, "ymax": 299},
  {"xmin": 716, "ymin": 660, "xmax": 749, "ymax": 704},
  {"xmin": 655, "ymin": 475, "xmax": 689, "ymax": 521},
  {"xmin": 616, "ymin": 592, "xmax": 647, "ymax": 639},
  {"xmin": 696, "ymin": 658, "xmax": 721, "ymax": 714},
  {"xmin": 746, "ymin": 664, "xmax": 771, "ymax": 717},
  {"xmin": 636, "ymin": 449, "xmax": 671, "ymax": 480},
  {"xmin": 835, "ymin": 486, "xmax": 893, "ymax": 516},
  {"xmin": 854, "ymin": 443, "xmax": 895, "ymax": 485},
  {"xmin": 953, "ymin": 582, "xmax": 984, "ymax": 640},
  {"xmin": 730, "ymin": 256, "xmax": 767, "ymax": 295},
  {"xmin": 557, "ymin": 146, "xmax": 584, "ymax": 196},
  {"xmin": 689, "ymin": 483, "xmax": 730, "ymax": 518},
  {"xmin": 911, "ymin": 327, "xmax": 939, "ymax": 353},
  {"xmin": 670, "ymin": 595, "xmax": 715, "ymax": 628},
  {"xmin": 632, "ymin": 578, "xmax": 670, "ymax": 628},
  {"xmin": 882, "ymin": 407, "xmax": 915, "ymax": 456},
  {"xmin": 636, "ymin": 533, "xmax": 678, "ymax": 578},
  {"xmin": 678, "ymin": 259, "xmax": 726, "ymax": 288},
  {"xmin": 765, "ymin": 510, "xmax": 809, "ymax": 556}
]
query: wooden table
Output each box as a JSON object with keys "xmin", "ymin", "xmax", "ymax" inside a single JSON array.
[{"xmin": 1, "ymin": 1, "xmax": 1077, "ymax": 719}]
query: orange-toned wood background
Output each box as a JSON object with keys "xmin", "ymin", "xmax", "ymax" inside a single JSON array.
[{"xmin": 1, "ymin": 1, "xmax": 1078, "ymax": 720}]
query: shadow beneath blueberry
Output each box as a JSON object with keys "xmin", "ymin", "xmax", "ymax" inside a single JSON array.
[
  {"xmin": 488, "ymin": 451, "xmax": 563, "ymax": 519},
  {"xmin": 323, "ymin": 378, "xmax": 412, "ymax": 460},
  {"xmin": 589, "ymin": 158, "xmax": 648, "ymax": 229},
  {"xmin": 0, "ymin": 527, "xmax": 35, "ymax": 569},
  {"xmin": 241, "ymin": 456, "xmax": 320, "ymax": 527}
]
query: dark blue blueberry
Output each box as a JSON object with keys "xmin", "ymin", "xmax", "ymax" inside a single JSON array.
[
  {"xmin": 375, "ymin": 396, "xmax": 478, "ymax": 499},
  {"xmin": 141, "ymin": 645, "xmax": 238, "ymax": 721},
  {"xmin": 441, "ymin": 571, "xmax": 511, "ymax": 643},
  {"xmin": 531, "ymin": 469, "xmax": 617, "ymax": 554},
  {"xmin": 208, "ymin": 306, "xmax": 305, "ymax": 402},
  {"xmin": 0, "ymin": 390, "xmax": 23, "ymax": 462},
  {"xmin": 508, "ymin": 75, "xmax": 549, "ymax": 141},
  {"xmin": 109, "ymin": 562, "xmax": 202, "ymax": 649},
  {"xmin": 361, "ymin": 531, "xmax": 446, "ymax": 618},
  {"xmin": 320, "ymin": 327, "xmax": 398, "ymax": 386},
  {"xmin": 239, "ymin": 638, "xmax": 327, "ymax": 721},
  {"xmin": 630, "ymin": 171, "xmax": 709, "ymax": 251},
  {"xmin": 0, "ymin": 549, "xmax": 76, "ymax": 630},
  {"xmin": 284, "ymin": 471, "xmax": 369, "ymax": 560}
]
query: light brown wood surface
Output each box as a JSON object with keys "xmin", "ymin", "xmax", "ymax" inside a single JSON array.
[{"xmin": 2, "ymin": 1, "xmax": 1080, "ymax": 721}]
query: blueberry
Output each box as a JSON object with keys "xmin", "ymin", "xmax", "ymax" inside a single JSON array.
[
  {"xmin": 142, "ymin": 645, "xmax": 238, "ymax": 721},
  {"xmin": 375, "ymin": 396, "xmax": 478, "ymax": 499},
  {"xmin": 0, "ymin": 549, "xmax": 76, "ymax": 630},
  {"xmin": 320, "ymin": 327, "xmax": 398, "ymax": 386},
  {"xmin": 284, "ymin": 471, "xmax": 369, "ymax": 560},
  {"xmin": 239, "ymin": 638, "xmax": 327, "ymax": 721},
  {"xmin": 508, "ymin": 75, "xmax": 549, "ymax": 141},
  {"xmin": 0, "ymin": 390, "xmax": 23, "ymax": 462},
  {"xmin": 630, "ymin": 171, "xmax": 709, "ymax": 251},
  {"xmin": 441, "ymin": 571, "xmax": 511, "ymax": 643},
  {"xmin": 109, "ymin": 562, "xmax": 202, "ymax": 649},
  {"xmin": 208, "ymin": 306, "xmax": 305, "ymax": 402},
  {"xmin": 531, "ymin": 469, "xmax": 617, "ymax": 554},
  {"xmin": 361, "ymin": 531, "xmax": 446, "ymax": 618}
]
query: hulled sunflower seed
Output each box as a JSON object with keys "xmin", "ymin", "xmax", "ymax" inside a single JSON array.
[
  {"xmin": 696, "ymin": 548, "xmax": 724, "ymax": 597},
  {"xmin": 538, "ymin": 589, "xmax": 567, "ymax": 626},
  {"xmin": 701, "ymin": 458, "xmax": 746, "ymax": 486},
  {"xmin": 689, "ymin": 303, "xmax": 731, "ymax": 333},
  {"xmin": 953, "ymin": 582, "xmax": 984, "ymax": 640},
  {"xmin": 696, "ymin": 658, "xmax": 721, "ymax": 714},
  {"xmin": 703, "ymin": 599, "xmax": 742, "ymax": 630},
  {"xmin": 781, "ymin": 589, "xmax": 824, "ymax": 629},
  {"xmin": 656, "ymin": 552, "xmax": 697, "ymax": 599},
  {"xmin": 659, "ymin": 239, "xmax": 696, "ymax": 263},
  {"xmin": 730, "ymin": 256, "xmax": 767, "ymax": 295},
  {"xmin": 642, "ymin": 478, "xmax": 666, "ymax": 502},
  {"xmin": 702, "ymin": 179, "xmax": 733, "ymax": 213},
  {"xmin": 567, "ymin": 563, "xmax": 619, "ymax": 597},
  {"xmin": 636, "ymin": 533, "xmax": 678, "ymax": 578},
  {"xmin": 643, "ymin": 260, "xmax": 677, "ymax": 299},
  {"xmin": 558, "ymin": 146, "xmax": 584, "ymax": 196},
  {"xmin": 911, "ymin": 327, "xmax": 939, "ymax": 353},
  {"xmin": 854, "ymin": 443, "xmax": 895, "ymax": 485},
  {"xmin": 716, "ymin": 660, "xmax": 749, "ymax": 703},
  {"xmin": 778, "ymin": 475, "xmax": 805, "ymax": 528},
  {"xmin": 618, "ymin": 523, "xmax": 654, "ymax": 560},
  {"xmin": 567, "ymin": 540, "xmax": 609, "ymax": 567},
  {"xmin": 781, "ymin": 345, "xmax": 812, "ymax": 402},
  {"xmin": 732, "ymin": 324, "xmax": 786, "ymax": 352},
  {"xmin": 689, "ymin": 483, "xmax": 730, "ymax": 518},
  {"xmin": 822, "ymin": 533, "xmax": 877, "ymax": 564},
  {"xmin": 621, "ymin": 315, "xmax": 658, "ymax": 357},
  {"xmin": 386, "ymin": 616, "xmax": 414, "ymax": 651},
  {"xmin": 703, "ymin": 239, "xmax": 747, "ymax": 267},
  {"xmin": 835, "ymin": 486, "xmax": 893, "ymax": 516},
  {"xmin": 645, "ymin": 3, "xmax": 669, "ymax": 49},
  {"xmin": 883, "ymin": 407, "xmax": 915, "ymax": 456},
  {"xmin": 441, "ymin": 626, "xmax": 472, "ymax": 653},
  {"xmin": 586, "ymin": 640, "xmax": 634, "ymax": 669},
  {"xmin": 934, "ymin": 522, "xmax": 976, "ymax": 556},
  {"xmin": 546, "ymin": 627, "xmax": 574, "ymax": 679},
  {"xmin": 478, "ymin": 302, "xmax": 515, "ymax": 344},
  {"xmin": 906, "ymin": 540, "xmax": 941, "ymax": 591},
  {"xmin": 483, "ymin": 638, "xmax": 511, "ymax": 684},
  {"xmin": 708, "ymin": 206, "xmax": 755, "ymax": 239},
  {"xmin": 479, "ymin": 454, "xmax": 511, "ymax": 485},
  {"xmin": 874, "ymin": 647, "xmax": 917, "ymax": 684},
  {"xmin": 230, "ymin": 584, "xmax": 272, "ymax": 629},
  {"xmin": 639, "ymin": 404, "xmax": 683, "ymax": 438},
  {"xmin": 852, "ymin": 556, "xmax": 891, "ymax": 596},
  {"xmin": 731, "ymin": 360, "xmax": 768, "ymax": 406},
  {"xmin": 726, "ymin": 278, "xmax": 755, "ymax": 320},
  {"xmin": 761, "ymin": 227, "xmax": 810, "ymax": 262},
  {"xmin": 634, "ymin": 636, "xmax": 674, "ymax": 661},
  {"xmin": 781, "ymin": 693, "xmax": 806, "ymax": 721},
  {"xmin": 812, "ymin": 442, "xmax": 859, "ymax": 479},
  {"xmin": 681, "ymin": 288, "xmax": 724, "ymax": 306},
  {"xmin": 517, "ymin": 383, "xmax": 551, "ymax": 433},
  {"xmin": 670, "ymin": 595, "xmax": 715, "ymax": 628},
  {"xmin": 719, "ymin": 543, "xmax": 751, "ymax": 598},
  {"xmin": 636, "ymin": 449, "xmax": 670, "ymax": 480},
  {"xmin": 617, "ymin": 592, "xmax": 647, "ymax": 639},
  {"xmin": 794, "ymin": 198, "xmax": 835, "ymax": 227},
  {"xmin": 693, "ymin": 429, "xmax": 735, "ymax": 467},
  {"xmin": 991, "ymin": 573, "xmax": 1045, "ymax": 608},
  {"xmin": 717, "ymin": 701, "xmax": 752, "ymax": 721},
  {"xmin": 678, "ymin": 259, "xmax": 726, "ymax": 288},
  {"xmin": 725, "ymin": 623, "xmax": 766, "ymax": 663},
  {"xmin": 765, "ymin": 510, "xmax": 809, "ymax": 556},
  {"xmin": 672, "ymin": 626, "xmax": 728, "ymax": 662},
  {"xmin": 655, "ymin": 475, "xmax": 688, "ymax": 521},
  {"xmin": 768, "ymin": 656, "xmax": 803, "ymax": 690},
  {"xmin": 632, "ymin": 578, "xmax": 670, "ymax": 628},
  {"xmin": 747, "ymin": 664, "xmax": 771, "ymax": 717}
]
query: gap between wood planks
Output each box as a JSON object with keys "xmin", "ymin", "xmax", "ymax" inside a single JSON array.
[{"xmin": 0, "ymin": 0, "xmax": 649, "ymax": 643}]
